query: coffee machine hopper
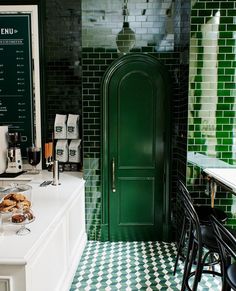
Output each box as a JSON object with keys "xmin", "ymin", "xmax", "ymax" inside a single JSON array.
[{"xmin": 6, "ymin": 132, "xmax": 23, "ymax": 173}]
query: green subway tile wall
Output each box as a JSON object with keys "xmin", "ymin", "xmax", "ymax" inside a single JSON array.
[
  {"xmin": 82, "ymin": 0, "xmax": 191, "ymax": 242},
  {"xmin": 187, "ymin": 0, "xmax": 236, "ymax": 228},
  {"xmin": 42, "ymin": 0, "xmax": 236, "ymax": 238},
  {"xmin": 44, "ymin": 0, "xmax": 191, "ymax": 240}
]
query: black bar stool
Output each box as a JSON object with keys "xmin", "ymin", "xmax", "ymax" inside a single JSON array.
[
  {"xmin": 173, "ymin": 189, "xmax": 227, "ymax": 275},
  {"xmin": 195, "ymin": 205, "xmax": 227, "ymax": 225},
  {"xmin": 211, "ymin": 215, "xmax": 236, "ymax": 291},
  {"xmin": 176, "ymin": 181, "xmax": 222, "ymax": 291}
]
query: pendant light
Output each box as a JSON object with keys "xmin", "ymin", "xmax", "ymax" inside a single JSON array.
[{"xmin": 116, "ymin": 0, "xmax": 135, "ymax": 53}]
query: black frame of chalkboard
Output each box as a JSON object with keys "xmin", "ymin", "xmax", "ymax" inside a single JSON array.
[{"xmin": 0, "ymin": 0, "xmax": 46, "ymax": 164}]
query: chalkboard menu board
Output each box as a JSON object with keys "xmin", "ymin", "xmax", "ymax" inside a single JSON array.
[{"xmin": 0, "ymin": 14, "xmax": 34, "ymax": 156}]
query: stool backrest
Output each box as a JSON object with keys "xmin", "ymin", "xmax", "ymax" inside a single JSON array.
[
  {"xmin": 211, "ymin": 214, "xmax": 236, "ymax": 265},
  {"xmin": 178, "ymin": 180, "xmax": 203, "ymax": 249}
]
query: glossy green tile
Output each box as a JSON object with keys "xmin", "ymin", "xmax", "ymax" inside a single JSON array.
[
  {"xmin": 217, "ymin": 54, "xmax": 225, "ymax": 61},
  {"xmin": 218, "ymin": 76, "xmax": 232, "ymax": 82},
  {"xmin": 215, "ymin": 145, "xmax": 230, "ymax": 152},
  {"xmin": 219, "ymin": 31, "xmax": 233, "ymax": 38},
  {"xmin": 227, "ymin": 24, "xmax": 236, "ymax": 31},
  {"xmin": 220, "ymin": 17, "xmax": 234, "ymax": 24},
  {"xmin": 218, "ymin": 90, "xmax": 231, "ymax": 96},
  {"xmin": 217, "ymin": 104, "xmax": 231, "ymax": 110},
  {"xmin": 198, "ymin": 9, "xmax": 212, "ymax": 17},
  {"xmin": 222, "ymin": 138, "xmax": 233, "ymax": 145},
  {"xmin": 219, "ymin": 46, "xmax": 233, "ymax": 54},
  {"xmin": 205, "ymin": 2, "xmax": 219, "ymax": 9},
  {"xmin": 218, "ymin": 61, "xmax": 233, "ymax": 68},
  {"xmin": 217, "ymin": 132, "xmax": 229, "ymax": 138},
  {"xmin": 222, "ymin": 125, "xmax": 233, "ymax": 131},
  {"xmin": 191, "ymin": 17, "xmax": 204, "ymax": 24},
  {"xmin": 220, "ymin": 2, "xmax": 234, "ymax": 9},
  {"xmin": 225, "ymin": 83, "xmax": 236, "ymax": 89},
  {"xmin": 216, "ymin": 111, "xmax": 223, "ymax": 117},
  {"xmin": 195, "ymin": 139, "xmax": 207, "ymax": 145},
  {"xmin": 225, "ymin": 69, "xmax": 235, "ymax": 75},
  {"xmin": 190, "ymin": 24, "xmax": 198, "ymax": 32},
  {"xmin": 83, "ymin": 48, "xmax": 94, "ymax": 52},
  {"xmin": 227, "ymin": 9, "xmax": 236, "ymax": 16},
  {"xmin": 226, "ymin": 39, "xmax": 236, "ymax": 46},
  {"xmin": 224, "ymin": 97, "xmax": 235, "ymax": 103},
  {"xmin": 193, "ymin": 2, "xmax": 205, "ymax": 9},
  {"xmin": 218, "ymin": 39, "xmax": 226, "ymax": 46}
]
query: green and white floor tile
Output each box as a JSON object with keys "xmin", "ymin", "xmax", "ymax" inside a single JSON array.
[{"xmin": 70, "ymin": 241, "xmax": 221, "ymax": 291}]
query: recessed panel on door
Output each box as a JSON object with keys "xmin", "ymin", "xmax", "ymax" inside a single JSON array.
[
  {"xmin": 119, "ymin": 72, "xmax": 155, "ymax": 169},
  {"xmin": 119, "ymin": 177, "xmax": 155, "ymax": 225}
]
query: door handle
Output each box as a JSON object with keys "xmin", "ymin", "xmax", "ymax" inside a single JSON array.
[{"xmin": 112, "ymin": 158, "xmax": 116, "ymax": 192}]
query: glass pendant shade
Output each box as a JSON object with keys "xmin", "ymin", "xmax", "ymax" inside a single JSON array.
[{"xmin": 116, "ymin": 22, "xmax": 135, "ymax": 53}]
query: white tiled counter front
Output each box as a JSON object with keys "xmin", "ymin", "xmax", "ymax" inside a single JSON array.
[{"xmin": 0, "ymin": 171, "xmax": 87, "ymax": 291}]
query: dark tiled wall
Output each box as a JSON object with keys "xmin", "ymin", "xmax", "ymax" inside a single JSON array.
[
  {"xmin": 171, "ymin": 0, "xmax": 191, "ymax": 238},
  {"xmin": 172, "ymin": 0, "xmax": 191, "ymax": 186},
  {"xmin": 45, "ymin": 0, "xmax": 82, "ymax": 136},
  {"xmin": 44, "ymin": 0, "xmax": 236, "ymax": 236},
  {"xmin": 44, "ymin": 0, "xmax": 191, "ymax": 240}
]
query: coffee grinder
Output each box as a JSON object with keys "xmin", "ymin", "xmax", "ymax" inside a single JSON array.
[{"xmin": 6, "ymin": 132, "xmax": 23, "ymax": 173}]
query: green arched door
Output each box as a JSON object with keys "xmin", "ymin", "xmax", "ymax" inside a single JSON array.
[{"xmin": 102, "ymin": 54, "xmax": 171, "ymax": 241}]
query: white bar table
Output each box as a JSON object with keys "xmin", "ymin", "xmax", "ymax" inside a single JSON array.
[
  {"xmin": 187, "ymin": 152, "xmax": 236, "ymax": 207},
  {"xmin": 203, "ymin": 168, "xmax": 236, "ymax": 207}
]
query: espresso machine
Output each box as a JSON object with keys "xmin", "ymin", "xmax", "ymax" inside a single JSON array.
[{"xmin": 6, "ymin": 132, "xmax": 23, "ymax": 173}]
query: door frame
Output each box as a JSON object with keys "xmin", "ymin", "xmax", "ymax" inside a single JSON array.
[{"xmin": 101, "ymin": 53, "xmax": 172, "ymax": 241}]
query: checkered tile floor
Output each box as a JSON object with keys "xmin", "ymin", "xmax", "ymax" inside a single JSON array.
[{"xmin": 70, "ymin": 241, "xmax": 221, "ymax": 291}]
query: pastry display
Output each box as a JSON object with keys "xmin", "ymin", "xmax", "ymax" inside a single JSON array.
[
  {"xmin": 0, "ymin": 185, "xmax": 35, "ymax": 235},
  {"xmin": 11, "ymin": 208, "xmax": 34, "ymax": 224},
  {"xmin": 0, "ymin": 193, "xmax": 31, "ymax": 213}
]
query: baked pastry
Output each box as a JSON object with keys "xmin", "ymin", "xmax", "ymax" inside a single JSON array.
[
  {"xmin": 17, "ymin": 200, "xmax": 31, "ymax": 210},
  {"xmin": 0, "ymin": 204, "xmax": 16, "ymax": 212},
  {"xmin": 12, "ymin": 193, "xmax": 26, "ymax": 202},
  {"xmin": 12, "ymin": 213, "xmax": 26, "ymax": 223},
  {"xmin": 4, "ymin": 193, "xmax": 14, "ymax": 200},
  {"xmin": 24, "ymin": 210, "xmax": 34, "ymax": 221},
  {"xmin": 2, "ymin": 199, "xmax": 16, "ymax": 207},
  {"xmin": 0, "ymin": 192, "xmax": 31, "ymax": 212}
]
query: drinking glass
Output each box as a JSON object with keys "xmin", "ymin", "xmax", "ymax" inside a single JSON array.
[{"xmin": 27, "ymin": 147, "xmax": 41, "ymax": 174}]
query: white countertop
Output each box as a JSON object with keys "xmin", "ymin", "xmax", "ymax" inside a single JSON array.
[
  {"xmin": 187, "ymin": 152, "xmax": 234, "ymax": 169},
  {"xmin": 0, "ymin": 171, "xmax": 85, "ymax": 264},
  {"xmin": 203, "ymin": 168, "xmax": 236, "ymax": 193}
]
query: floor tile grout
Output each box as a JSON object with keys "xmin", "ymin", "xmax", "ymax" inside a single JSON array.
[{"xmin": 70, "ymin": 241, "xmax": 221, "ymax": 291}]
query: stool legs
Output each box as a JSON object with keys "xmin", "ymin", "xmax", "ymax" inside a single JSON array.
[
  {"xmin": 180, "ymin": 225, "xmax": 196, "ymax": 291},
  {"xmin": 173, "ymin": 215, "xmax": 187, "ymax": 275},
  {"xmin": 221, "ymin": 257, "xmax": 231, "ymax": 291},
  {"xmin": 183, "ymin": 240, "xmax": 202, "ymax": 291}
]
